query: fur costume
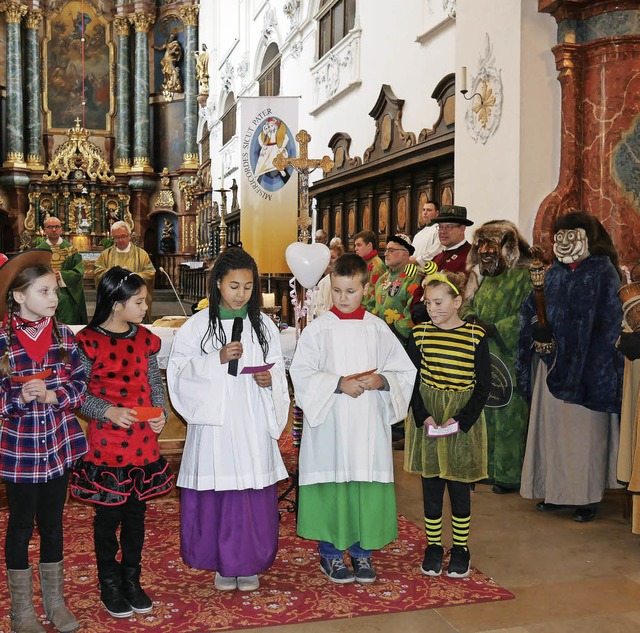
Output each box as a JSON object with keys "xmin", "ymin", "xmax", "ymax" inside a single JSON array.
[{"xmin": 462, "ymin": 220, "xmax": 533, "ymax": 489}]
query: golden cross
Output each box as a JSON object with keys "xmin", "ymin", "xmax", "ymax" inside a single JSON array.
[
  {"xmin": 74, "ymin": 117, "xmax": 82, "ymax": 127},
  {"xmin": 272, "ymin": 130, "xmax": 334, "ymax": 242}
]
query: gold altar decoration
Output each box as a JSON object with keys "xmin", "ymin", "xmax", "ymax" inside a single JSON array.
[{"xmin": 43, "ymin": 119, "xmax": 115, "ymax": 183}]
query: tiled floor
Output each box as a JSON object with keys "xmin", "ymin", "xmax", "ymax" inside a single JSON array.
[{"xmin": 248, "ymin": 454, "xmax": 640, "ymax": 633}]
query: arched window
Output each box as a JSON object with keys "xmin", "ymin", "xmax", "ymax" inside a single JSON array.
[
  {"xmin": 318, "ymin": 0, "xmax": 356, "ymax": 58},
  {"xmin": 258, "ymin": 43, "xmax": 281, "ymax": 96},
  {"xmin": 221, "ymin": 92, "xmax": 236, "ymax": 146}
]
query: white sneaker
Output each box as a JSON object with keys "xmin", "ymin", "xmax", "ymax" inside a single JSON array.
[
  {"xmin": 237, "ymin": 575, "xmax": 259, "ymax": 591},
  {"xmin": 214, "ymin": 573, "xmax": 237, "ymax": 591}
]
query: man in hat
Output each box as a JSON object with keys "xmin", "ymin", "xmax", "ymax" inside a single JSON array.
[
  {"xmin": 37, "ymin": 216, "xmax": 88, "ymax": 325},
  {"xmin": 371, "ymin": 234, "xmax": 419, "ymax": 346},
  {"xmin": 430, "ymin": 205, "xmax": 474, "ymax": 275},
  {"xmin": 411, "ymin": 205, "xmax": 474, "ymax": 324},
  {"xmin": 93, "ymin": 221, "xmax": 156, "ymax": 319}
]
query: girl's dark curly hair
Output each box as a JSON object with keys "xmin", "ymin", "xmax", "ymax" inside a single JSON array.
[
  {"xmin": 553, "ymin": 211, "xmax": 621, "ymax": 277},
  {"xmin": 202, "ymin": 248, "xmax": 270, "ymax": 360}
]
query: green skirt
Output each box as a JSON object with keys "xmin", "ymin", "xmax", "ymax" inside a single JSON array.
[
  {"xmin": 297, "ymin": 481, "xmax": 397, "ymax": 550},
  {"xmin": 404, "ymin": 383, "xmax": 488, "ymax": 483}
]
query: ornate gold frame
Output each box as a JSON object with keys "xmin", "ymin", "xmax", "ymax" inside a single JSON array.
[{"xmin": 41, "ymin": 0, "xmax": 116, "ymax": 135}]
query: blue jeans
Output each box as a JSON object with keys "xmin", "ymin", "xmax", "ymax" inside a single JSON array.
[{"xmin": 319, "ymin": 541, "xmax": 372, "ymax": 560}]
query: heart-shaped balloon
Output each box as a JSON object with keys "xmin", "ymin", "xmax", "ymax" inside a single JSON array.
[{"xmin": 285, "ymin": 242, "xmax": 331, "ymax": 288}]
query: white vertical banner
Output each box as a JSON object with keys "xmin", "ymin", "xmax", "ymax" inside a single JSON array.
[{"xmin": 239, "ymin": 97, "xmax": 299, "ymax": 274}]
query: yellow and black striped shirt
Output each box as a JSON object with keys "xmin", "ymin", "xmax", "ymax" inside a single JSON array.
[{"xmin": 411, "ymin": 322, "xmax": 486, "ymax": 390}]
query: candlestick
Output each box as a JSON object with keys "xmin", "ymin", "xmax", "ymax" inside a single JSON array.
[{"xmin": 262, "ymin": 292, "xmax": 275, "ymax": 308}]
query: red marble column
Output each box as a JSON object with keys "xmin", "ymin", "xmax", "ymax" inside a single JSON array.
[{"xmin": 537, "ymin": 1, "xmax": 640, "ymax": 269}]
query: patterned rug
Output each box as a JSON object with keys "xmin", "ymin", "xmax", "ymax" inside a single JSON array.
[{"xmin": 0, "ymin": 494, "xmax": 513, "ymax": 632}]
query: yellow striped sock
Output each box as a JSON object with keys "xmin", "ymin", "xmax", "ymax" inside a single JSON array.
[
  {"xmin": 452, "ymin": 514, "xmax": 470, "ymax": 549},
  {"xmin": 424, "ymin": 516, "xmax": 442, "ymax": 546}
]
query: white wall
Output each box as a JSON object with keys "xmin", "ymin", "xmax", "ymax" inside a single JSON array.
[{"xmin": 455, "ymin": 0, "xmax": 560, "ymax": 241}]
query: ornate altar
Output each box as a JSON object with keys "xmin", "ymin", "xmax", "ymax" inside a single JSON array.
[{"xmin": 23, "ymin": 120, "xmax": 134, "ymax": 265}]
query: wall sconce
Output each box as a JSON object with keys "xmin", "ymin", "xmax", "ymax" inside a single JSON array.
[{"xmin": 459, "ymin": 66, "xmax": 484, "ymax": 104}]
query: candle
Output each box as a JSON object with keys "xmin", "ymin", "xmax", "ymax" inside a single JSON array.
[
  {"xmin": 262, "ymin": 293, "xmax": 275, "ymax": 308},
  {"xmin": 460, "ymin": 66, "xmax": 468, "ymax": 92},
  {"xmin": 311, "ymin": 203, "xmax": 317, "ymax": 243},
  {"xmin": 220, "ymin": 162, "xmax": 225, "ymax": 189}
]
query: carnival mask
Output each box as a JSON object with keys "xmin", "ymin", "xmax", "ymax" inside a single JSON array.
[
  {"xmin": 553, "ymin": 228, "xmax": 590, "ymax": 264},
  {"xmin": 477, "ymin": 238, "xmax": 506, "ymax": 277}
]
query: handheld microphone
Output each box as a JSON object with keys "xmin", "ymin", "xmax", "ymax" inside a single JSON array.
[
  {"xmin": 228, "ymin": 317, "xmax": 243, "ymax": 376},
  {"xmin": 158, "ymin": 266, "xmax": 188, "ymax": 319}
]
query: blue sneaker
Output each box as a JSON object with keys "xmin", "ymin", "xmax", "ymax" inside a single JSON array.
[
  {"xmin": 350, "ymin": 556, "xmax": 376, "ymax": 583},
  {"xmin": 320, "ymin": 556, "xmax": 355, "ymax": 584}
]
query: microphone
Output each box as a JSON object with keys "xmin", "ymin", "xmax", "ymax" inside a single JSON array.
[
  {"xmin": 158, "ymin": 266, "xmax": 188, "ymax": 319},
  {"xmin": 228, "ymin": 317, "xmax": 243, "ymax": 376}
]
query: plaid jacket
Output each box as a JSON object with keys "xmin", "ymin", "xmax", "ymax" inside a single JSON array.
[{"xmin": 0, "ymin": 324, "xmax": 88, "ymax": 483}]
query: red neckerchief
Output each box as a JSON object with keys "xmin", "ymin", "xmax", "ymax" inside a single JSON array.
[
  {"xmin": 330, "ymin": 306, "xmax": 366, "ymax": 320},
  {"xmin": 11, "ymin": 314, "xmax": 53, "ymax": 363},
  {"xmin": 363, "ymin": 250, "xmax": 379, "ymax": 262},
  {"xmin": 568, "ymin": 260, "xmax": 583, "ymax": 270}
]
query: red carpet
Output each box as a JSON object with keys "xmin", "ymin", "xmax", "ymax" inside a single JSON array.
[{"xmin": 0, "ymin": 496, "xmax": 513, "ymax": 632}]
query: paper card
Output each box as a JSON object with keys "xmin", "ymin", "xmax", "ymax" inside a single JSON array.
[
  {"xmin": 427, "ymin": 422, "xmax": 459, "ymax": 437},
  {"xmin": 132, "ymin": 407, "xmax": 163, "ymax": 421},
  {"xmin": 344, "ymin": 368, "xmax": 378, "ymax": 380},
  {"xmin": 240, "ymin": 362, "xmax": 275, "ymax": 375},
  {"xmin": 12, "ymin": 369, "xmax": 52, "ymax": 383}
]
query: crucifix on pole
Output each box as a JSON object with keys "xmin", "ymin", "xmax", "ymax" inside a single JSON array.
[{"xmin": 272, "ymin": 129, "xmax": 334, "ymax": 243}]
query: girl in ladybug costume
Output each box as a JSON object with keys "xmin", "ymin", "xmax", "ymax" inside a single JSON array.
[{"xmin": 70, "ymin": 267, "xmax": 174, "ymax": 619}]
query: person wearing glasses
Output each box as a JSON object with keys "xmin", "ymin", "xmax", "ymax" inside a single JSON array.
[
  {"xmin": 371, "ymin": 234, "xmax": 419, "ymax": 347},
  {"xmin": 37, "ymin": 216, "xmax": 88, "ymax": 324}
]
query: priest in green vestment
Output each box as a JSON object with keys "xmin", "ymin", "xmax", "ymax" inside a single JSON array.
[
  {"xmin": 37, "ymin": 216, "xmax": 88, "ymax": 324},
  {"xmin": 93, "ymin": 221, "xmax": 156, "ymax": 319}
]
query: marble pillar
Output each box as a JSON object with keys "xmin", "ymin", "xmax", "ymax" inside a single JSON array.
[
  {"xmin": 129, "ymin": 11, "xmax": 155, "ymax": 173},
  {"xmin": 115, "ymin": 16, "xmax": 132, "ymax": 173},
  {"xmin": 25, "ymin": 10, "xmax": 43, "ymax": 168},
  {"xmin": 3, "ymin": 1, "xmax": 27, "ymax": 168},
  {"xmin": 537, "ymin": 1, "xmax": 640, "ymax": 267},
  {"xmin": 180, "ymin": 6, "xmax": 200, "ymax": 169}
]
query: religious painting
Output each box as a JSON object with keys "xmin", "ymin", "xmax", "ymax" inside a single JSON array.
[
  {"xmin": 348, "ymin": 207, "xmax": 355, "ymax": 237},
  {"xmin": 441, "ymin": 184, "xmax": 454, "ymax": 206},
  {"xmin": 44, "ymin": 1, "xmax": 113, "ymax": 132},
  {"xmin": 397, "ymin": 196, "xmax": 407, "ymax": 232},
  {"xmin": 362, "ymin": 203, "xmax": 371, "ymax": 230},
  {"xmin": 334, "ymin": 208, "xmax": 342, "ymax": 239},
  {"xmin": 247, "ymin": 116, "xmax": 296, "ymax": 193},
  {"xmin": 378, "ymin": 200, "xmax": 388, "ymax": 235}
]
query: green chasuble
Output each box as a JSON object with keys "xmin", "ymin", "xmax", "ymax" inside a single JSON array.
[
  {"xmin": 37, "ymin": 240, "xmax": 88, "ymax": 325},
  {"xmin": 463, "ymin": 267, "xmax": 532, "ymax": 488},
  {"xmin": 297, "ymin": 481, "xmax": 397, "ymax": 550}
]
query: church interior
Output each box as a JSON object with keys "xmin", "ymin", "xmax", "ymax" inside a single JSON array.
[{"xmin": 1, "ymin": 0, "xmax": 640, "ymax": 631}]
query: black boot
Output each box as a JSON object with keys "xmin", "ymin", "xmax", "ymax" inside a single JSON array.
[
  {"xmin": 99, "ymin": 568, "xmax": 133, "ymax": 619},
  {"xmin": 121, "ymin": 566, "xmax": 152, "ymax": 614}
]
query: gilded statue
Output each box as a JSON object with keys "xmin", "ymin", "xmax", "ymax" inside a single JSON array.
[
  {"xmin": 193, "ymin": 43, "xmax": 209, "ymax": 95},
  {"xmin": 154, "ymin": 33, "xmax": 183, "ymax": 100}
]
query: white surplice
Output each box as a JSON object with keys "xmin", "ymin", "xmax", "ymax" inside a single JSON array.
[
  {"xmin": 167, "ymin": 310, "xmax": 289, "ymax": 492},
  {"xmin": 289, "ymin": 311, "xmax": 416, "ymax": 486}
]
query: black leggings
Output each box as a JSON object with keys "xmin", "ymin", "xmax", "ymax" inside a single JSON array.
[
  {"xmin": 5, "ymin": 472, "xmax": 69, "ymax": 569},
  {"xmin": 94, "ymin": 497, "xmax": 147, "ymax": 580},
  {"xmin": 421, "ymin": 476, "xmax": 471, "ymax": 519}
]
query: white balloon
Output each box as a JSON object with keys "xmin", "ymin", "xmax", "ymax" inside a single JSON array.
[{"xmin": 285, "ymin": 242, "xmax": 331, "ymax": 288}]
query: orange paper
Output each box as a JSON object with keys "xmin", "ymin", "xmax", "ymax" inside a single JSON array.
[
  {"xmin": 132, "ymin": 406, "xmax": 163, "ymax": 421},
  {"xmin": 12, "ymin": 369, "xmax": 52, "ymax": 383}
]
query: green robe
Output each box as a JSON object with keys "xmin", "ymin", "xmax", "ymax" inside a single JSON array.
[
  {"xmin": 371, "ymin": 264, "xmax": 419, "ymax": 344},
  {"xmin": 37, "ymin": 240, "xmax": 88, "ymax": 325},
  {"xmin": 463, "ymin": 267, "xmax": 532, "ymax": 488}
]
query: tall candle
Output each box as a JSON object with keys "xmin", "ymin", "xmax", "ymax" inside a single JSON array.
[
  {"xmin": 311, "ymin": 204, "xmax": 317, "ymax": 243},
  {"xmin": 460, "ymin": 66, "xmax": 468, "ymax": 92},
  {"xmin": 262, "ymin": 293, "xmax": 275, "ymax": 308}
]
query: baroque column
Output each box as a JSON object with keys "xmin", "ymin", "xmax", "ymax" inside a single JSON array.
[
  {"xmin": 3, "ymin": 1, "xmax": 28, "ymax": 168},
  {"xmin": 179, "ymin": 5, "xmax": 200, "ymax": 170},
  {"xmin": 114, "ymin": 16, "xmax": 132, "ymax": 173},
  {"xmin": 128, "ymin": 11, "xmax": 155, "ymax": 173},
  {"xmin": 536, "ymin": 0, "xmax": 640, "ymax": 267},
  {"xmin": 25, "ymin": 10, "xmax": 44, "ymax": 169}
]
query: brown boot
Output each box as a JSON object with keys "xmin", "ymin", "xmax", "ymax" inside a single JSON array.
[
  {"xmin": 39, "ymin": 561, "xmax": 78, "ymax": 633},
  {"xmin": 6, "ymin": 566, "xmax": 45, "ymax": 633}
]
